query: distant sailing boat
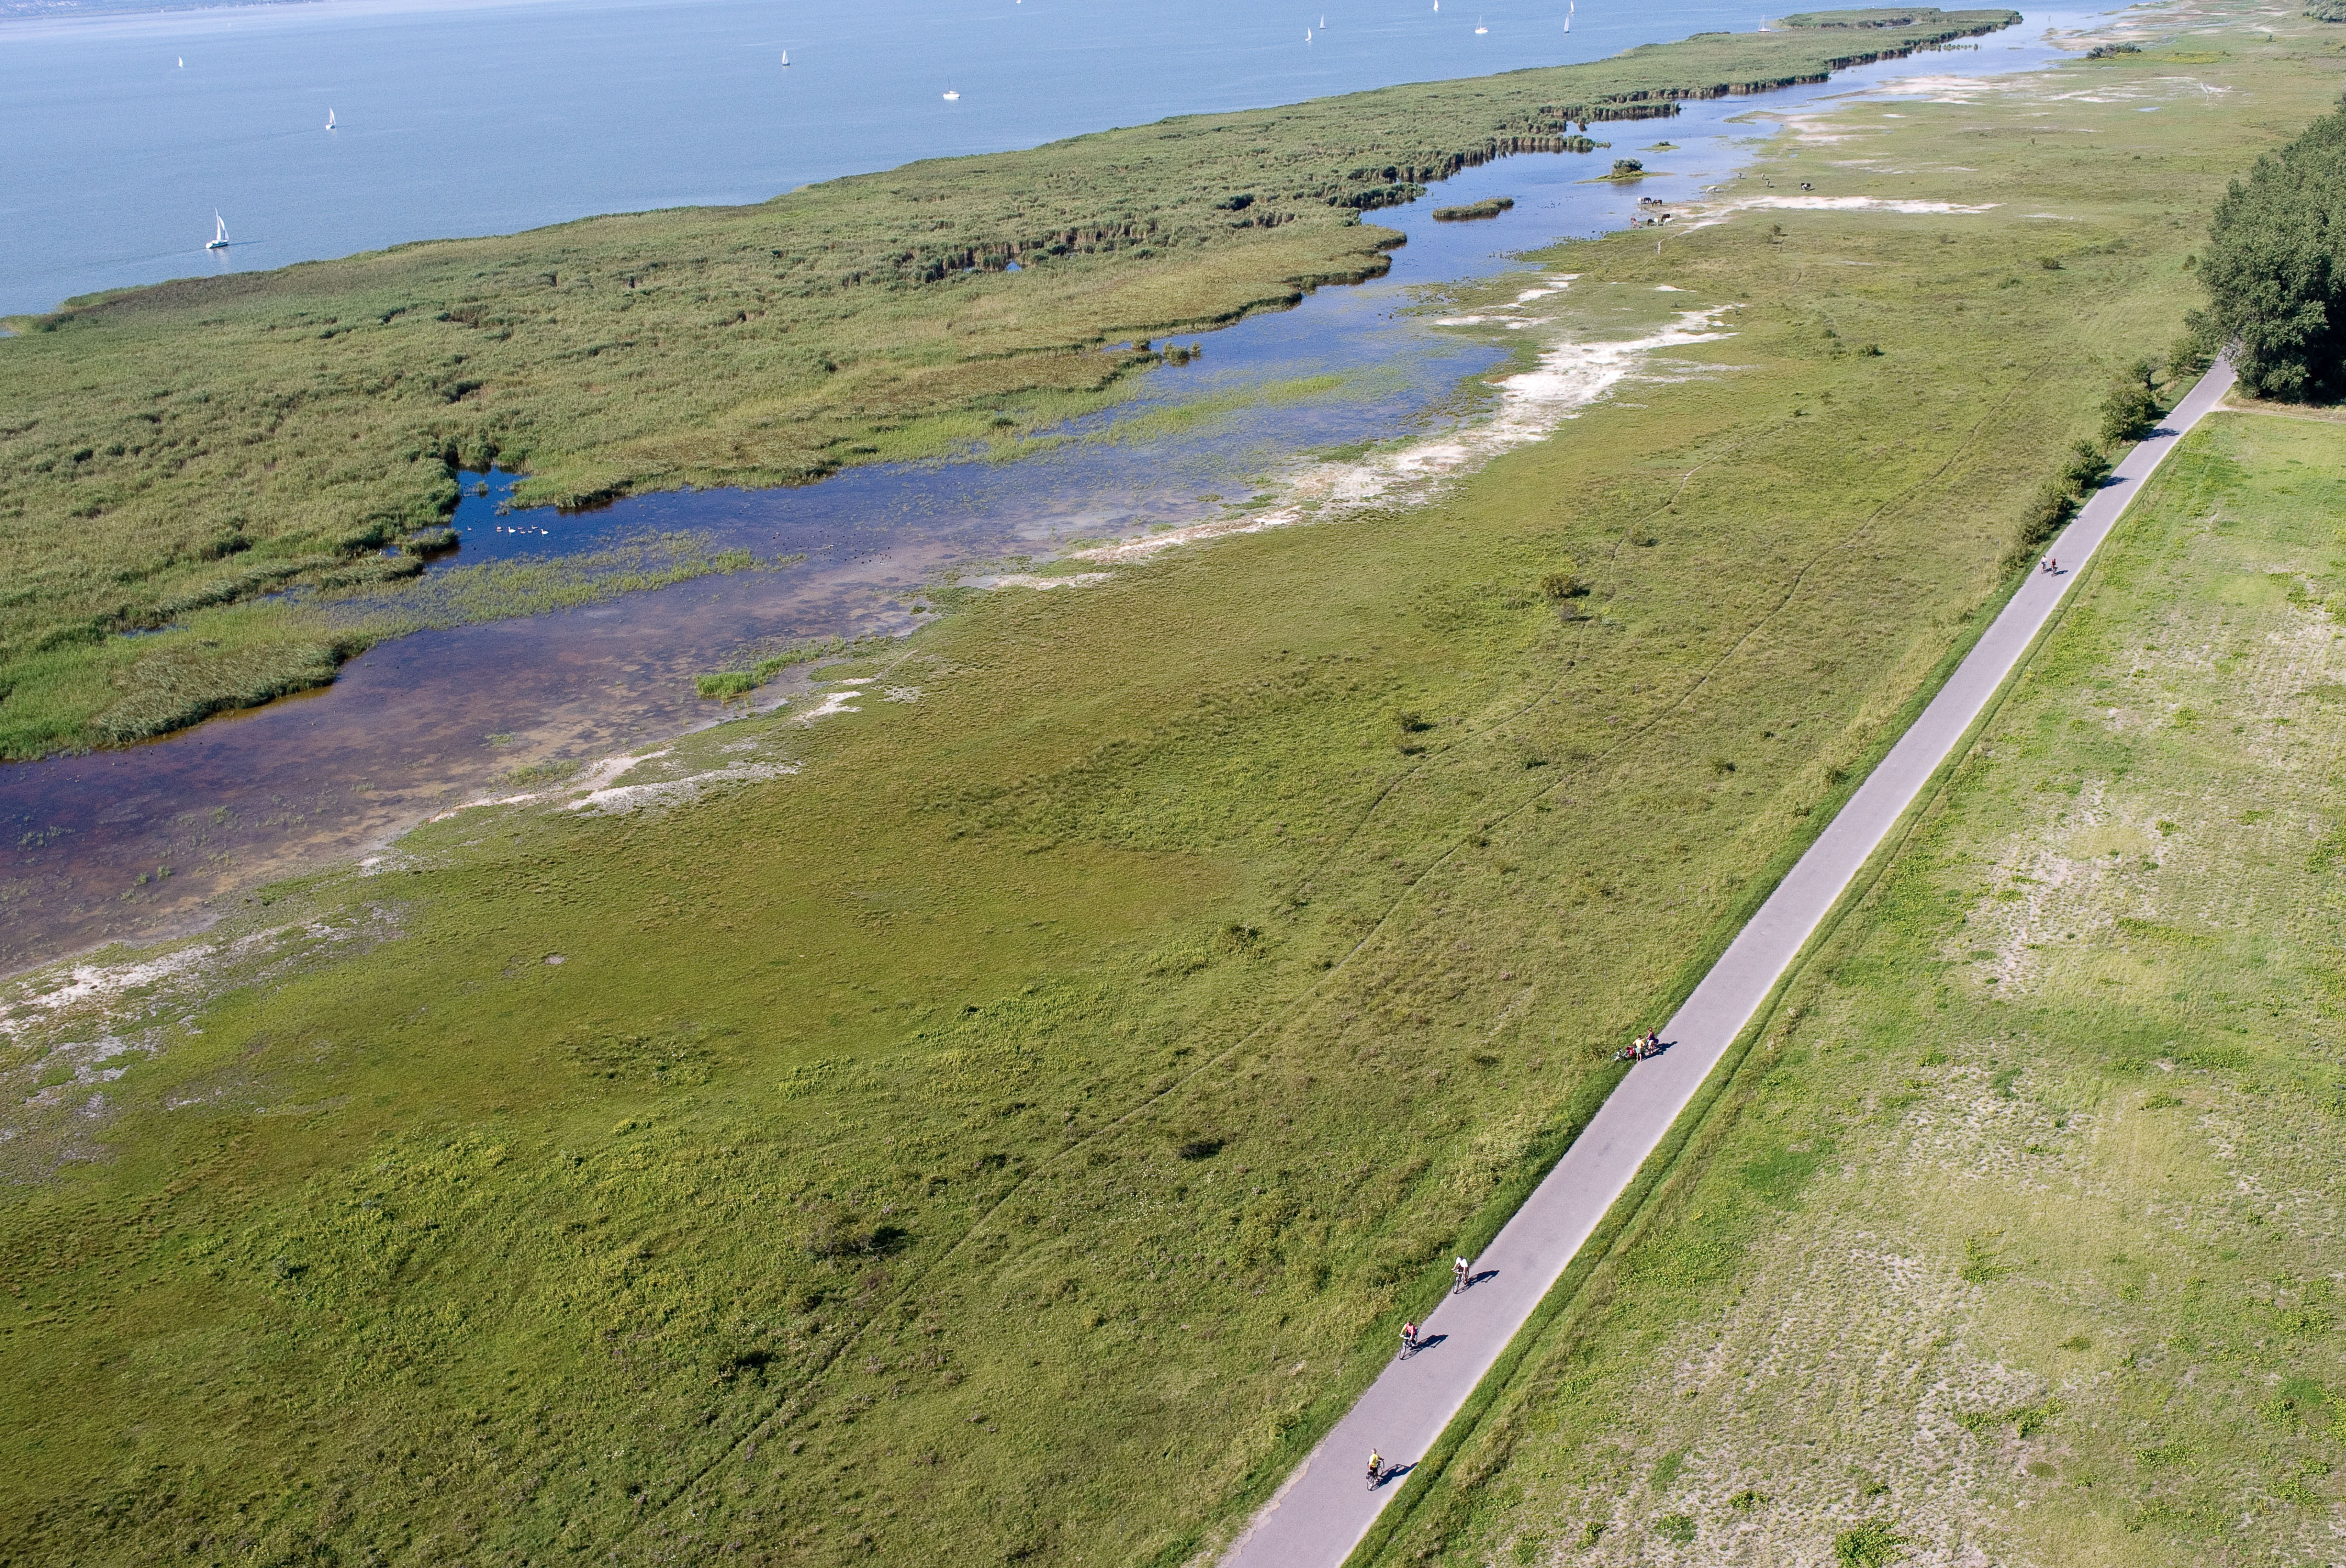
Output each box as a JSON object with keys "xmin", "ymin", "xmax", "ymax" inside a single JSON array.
[
  {"xmin": 942, "ymin": 87, "xmax": 959, "ymax": 99},
  {"xmin": 780, "ymin": 49, "xmax": 789, "ymax": 64},
  {"xmin": 206, "ymin": 212, "xmax": 230, "ymax": 251},
  {"xmin": 326, "ymin": 108, "xmax": 337, "ymax": 130},
  {"xmin": 1475, "ymin": 18, "xmax": 1488, "ymax": 31},
  {"xmin": 1564, "ymin": 0, "xmax": 1573, "ymax": 31},
  {"xmin": 1305, "ymin": 26, "xmax": 1311, "ymax": 40},
  {"xmin": 176, "ymin": 55, "xmax": 183, "ymax": 66}
]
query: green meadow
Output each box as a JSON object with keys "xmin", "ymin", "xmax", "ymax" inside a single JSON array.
[
  {"xmin": 1370, "ymin": 405, "xmax": 2346, "ymax": 1568},
  {"xmin": 0, "ymin": 12, "xmax": 2010, "ymax": 759},
  {"xmin": 0, "ymin": 4, "xmax": 2336, "ymax": 1565}
]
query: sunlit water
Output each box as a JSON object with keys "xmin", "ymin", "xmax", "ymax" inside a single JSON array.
[
  {"xmin": 13, "ymin": 0, "xmax": 1841, "ymax": 317},
  {"xmin": 0, "ymin": 8, "xmax": 2104, "ymax": 973}
]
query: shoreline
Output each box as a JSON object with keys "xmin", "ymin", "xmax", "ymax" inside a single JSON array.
[
  {"xmin": 0, "ymin": 0, "xmax": 2301, "ymax": 1552},
  {"xmin": 0, "ymin": 9, "xmax": 2066, "ymax": 981}
]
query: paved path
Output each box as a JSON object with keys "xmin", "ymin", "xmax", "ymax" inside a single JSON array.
[{"xmin": 1221, "ymin": 360, "xmax": 2239, "ymax": 1568}]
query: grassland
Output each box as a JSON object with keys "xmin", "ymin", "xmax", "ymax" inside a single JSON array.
[
  {"xmin": 0, "ymin": 12, "xmax": 2015, "ymax": 760},
  {"xmin": 1363, "ymin": 405, "xmax": 2346, "ymax": 1568},
  {"xmin": 0, "ymin": 5, "xmax": 2331, "ymax": 1565}
]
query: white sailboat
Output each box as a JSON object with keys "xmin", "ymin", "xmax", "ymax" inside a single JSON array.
[
  {"xmin": 206, "ymin": 212, "xmax": 230, "ymax": 251},
  {"xmin": 942, "ymin": 87, "xmax": 959, "ymax": 99},
  {"xmin": 1475, "ymin": 18, "xmax": 1488, "ymax": 31},
  {"xmin": 1305, "ymin": 26, "xmax": 1311, "ymax": 40},
  {"xmin": 326, "ymin": 107, "xmax": 337, "ymax": 130},
  {"xmin": 780, "ymin": 49, "xmax": 789, "ymax": 64},
  {"xmin": 1565, "ymin": 1, "xmax": 1573, "ymax": 31},
  {"xmin": 176, "ymin": 55, "xmax": 183, "ymax": 66}
]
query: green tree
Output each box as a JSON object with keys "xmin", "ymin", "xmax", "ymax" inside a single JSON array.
[
  {"xmin": 2099, "ymin": 364, "xmax": 2163, "ymax": 444},
  {"xmin": 2199, "ymin": 98, "xmax": 2346, "ymax": 400}
]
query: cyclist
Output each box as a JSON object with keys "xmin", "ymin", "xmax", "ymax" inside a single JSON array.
[
  {"xmin": 1367, "ymin": 1449, "xmax": 1383, "ymax": 1489},
  {"xmin": 1400, "ymin": 1320, "xmax": 1419, "ymax": 1356}
]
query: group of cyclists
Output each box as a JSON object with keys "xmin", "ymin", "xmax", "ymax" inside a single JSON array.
[
  {"xmin": 1365, "ymin": 1016, "xmax": 1672, "ymax": 1488},
  {"xmin": 1372, "ymin": 1256, "xmax": 1480, "ymax": 1487},
  {"xmin": 1616, "ymin": 1028, "xmax": 1663, "ymax": 1062}
]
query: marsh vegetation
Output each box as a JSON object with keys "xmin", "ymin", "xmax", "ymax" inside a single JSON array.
[
  {"xmin": 0, "ymin": 7, "xmax": 2303, "ymax": 1559},
  {"xmin": 0, "ymin": 12, "xmax": 2015, "ymax": 758}
]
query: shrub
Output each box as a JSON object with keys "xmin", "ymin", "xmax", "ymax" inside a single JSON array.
[
  {"xmin": 800, "ymin": 1202, "xmax": 904, "ymax": 1259},
  {"xmin": 1835, "ymin": 1519, "xmax": 1907, "ymax": 1567},
  {"xmin": 2062, "ymin": 438, "xmax": 2113, "ymax": 492},
  {"xmin": 2169, "ymin": 313, "xmax": 2220, "ymax": 378},
  {"xmin": 2100, "ymin": 377, "xmax": 2163, "ymax": 445},
  {"xmin": 2311, "ymin": 0, "xmax": 2346, "ymax": 21},
  {"xmin": 2001, "ymin": 479, "xmax": 2076, "ymax": 573},
  {"xmin": 1539, "ymin": 570, "xmax": 1589, "ymax": 600},
  {"xmin": 1610, "ymin": 158, "xmax": 1645, "ymax": 178}
]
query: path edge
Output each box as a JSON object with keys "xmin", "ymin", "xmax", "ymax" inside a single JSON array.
[
  {"xmin": 1191, "ymin": 484, "xmax": 2045, "ymax": 1567},
  {"xmin": 1334, "ymin": 370, "xmax": 2227, "ymax": 1566}
]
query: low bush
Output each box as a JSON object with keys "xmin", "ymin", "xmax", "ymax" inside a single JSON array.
[
  {"xmin": 2099, "ymin": 366, "xmax": 2163, "ymax": 444},
  {"xmin": 2062, "ymin": 438, "xmax": 2114, "ymax": 493},
  {"xmin": 1834, "ymin": 1519, "xmax": 1907, "ymax": 1567}
]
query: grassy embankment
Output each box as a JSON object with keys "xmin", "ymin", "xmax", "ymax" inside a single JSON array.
[
  {"xmin": 0, "ymin": 13, "xmax": 2013, "ymax": 760},
  {"xmin": 1355, "ymin": 35, "xmax": 2346, "ymax": 1568},
  {"xmin": 0, "ymin": 7, "xmax": 2323, "ymax": 1565},
  {"xmin": 1367, "ymin": 412, "xmax": 2346, "ymax": 1568}
]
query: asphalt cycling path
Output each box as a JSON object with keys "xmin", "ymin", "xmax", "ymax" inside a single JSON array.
[{"xmin": 1220, "ymin": 359, "xmax": 2240, "ymax": 1568}]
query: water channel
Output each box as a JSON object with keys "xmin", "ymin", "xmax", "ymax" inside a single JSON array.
[{"xmin": 0, "ymin": 14, "xmax": 2107, "ymax": 975}]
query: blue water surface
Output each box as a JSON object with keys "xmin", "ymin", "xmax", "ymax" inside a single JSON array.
[{"xmin": 14, "ymin": 0, "xmax": 1859, "ymax": 315}]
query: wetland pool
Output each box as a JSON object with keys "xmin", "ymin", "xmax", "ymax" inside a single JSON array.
[{"xmin": 0, "ymin": 15, "xmax": 2103, "ymax": 975}]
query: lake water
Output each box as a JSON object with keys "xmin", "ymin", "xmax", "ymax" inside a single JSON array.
[
  {"xmin": 0, "ymin": 1, "xmax": 2101, "ymax": 973},
  {"xmin": 16, "ymin": 0, "xmax": 1881, "ymax": 317}
]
